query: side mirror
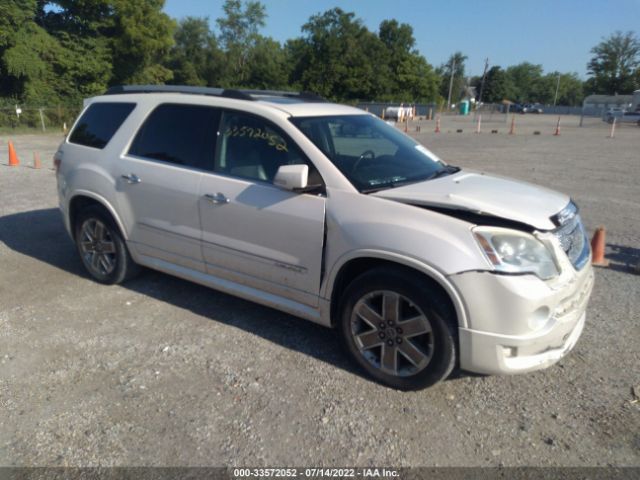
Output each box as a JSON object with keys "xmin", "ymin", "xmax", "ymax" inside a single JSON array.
[{"xmin": 273, "ymin": 164, "xmax": 308, "ymax": 191}]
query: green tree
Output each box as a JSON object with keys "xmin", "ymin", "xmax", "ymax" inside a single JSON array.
[
  {"xmin": 166, "ymin": 17, "xmax": 225, "ymax": 86},
  {"xmin": 288, "ymin": 8, "xmax": 388, "ymax": 101},
  {"xmin": 41, "ymin": 0, "xmax": 114, "ymax": 102},
  {"xmin": 392, "ymin": 54, "xmax": 439, "ymax": 102},
  {"xmin": 244, "ymin": 36, "xmax": 288, "ymax": 89},
  {"xmin": 50, "ymin": 32, "xmax": 113, "ymax": 102},
  {"xmin": 534, "ymin": 72, "xmax": 584, "ymax": 106},
  {"xmin": 378, "ymin": 19, "xmax": 439, "ymax": 102},
  {"xmin": 41, "ymin": 0, "xmax": 174, "ymax": 96},
  {"xmin": 505, "ymin": 62, "xmax": 544, "ymax": 103},
  {"xmin": 480, "ymin": 66, "xmax": 514, "ymax": 103},
  {"xmin": 216, "ymin": 0, "xmax": 266, "ymax": 85},
  {"xmin": 557, "ymin": 73, "xmax": 584, "ymax": 106},
  {"xmin": 586, "ymin": 31, "xmax": 640, "ymax": 94},
  {"xmin": 437, "ymin": 52, "xmax": 467, "ymax": 105},
  {"xmin": 109, "ymin": 0, "xmax": 176, "ymax": 84},
  {"xmin": 43, "ymin": 0, "xmax": 175, "ymax": 87},
  {"xmin": 0, "ymin": 0, "xmax": 59, "ymax": 103}
]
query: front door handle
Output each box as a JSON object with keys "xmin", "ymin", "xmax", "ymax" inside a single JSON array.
[
  {"xmin": 121, "ymin": 173, "xmax": 141, "ymax": 184},
  {"xmin": 204, "ymin": 193, "xmax": 230, "ymax": 205}
]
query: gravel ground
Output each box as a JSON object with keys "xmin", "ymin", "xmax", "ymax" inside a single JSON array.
[{"xmin": 0, "ymin": 116, "xmax": 639, "ymax": 467}]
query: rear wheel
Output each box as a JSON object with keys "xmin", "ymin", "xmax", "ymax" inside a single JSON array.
[
  {"xmin": 74, "ymin": 206, "xmax": 139, "ymax": 284},
  {"xmin": 339, "ymin": 267, "xmax": 456, "ymax": 390}
]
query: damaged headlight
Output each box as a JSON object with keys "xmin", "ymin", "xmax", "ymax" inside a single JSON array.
[{"xmin": 473, "ymin": 227, "xmax": 559, "ymax": 280}]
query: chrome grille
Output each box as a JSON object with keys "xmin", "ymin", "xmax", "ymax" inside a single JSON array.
[{"xmin": 553, "ymin": 213, "xmax": 590, "ymax": 270}]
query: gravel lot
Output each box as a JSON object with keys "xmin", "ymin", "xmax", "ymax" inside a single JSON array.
[{"xmin": 0, "ymin": 115, "xmax": 639, "ymax": 467}]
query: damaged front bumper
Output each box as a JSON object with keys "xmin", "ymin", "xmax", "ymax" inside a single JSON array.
[{"xmin": 450, "ymin": 261, "xmax": 594, "ymax": 375}]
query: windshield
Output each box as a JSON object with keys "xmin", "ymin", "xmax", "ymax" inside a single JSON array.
[{"xmin": 290, "ymin": 114, "xmax": 454, "ymax": 192}]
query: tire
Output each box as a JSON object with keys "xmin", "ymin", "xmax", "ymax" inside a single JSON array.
[
  {"xmin": 338, "ymin": 267, "xmax": 457, "ymax": 390},
  {"xmin": 74, "ymin": 205, "xmax": 139, "ymax": 284}
]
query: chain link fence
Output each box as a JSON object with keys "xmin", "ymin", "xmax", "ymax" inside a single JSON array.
[
  {"xmin": 356, "ymin": 102, "xmax": 439, "ymax": 119},
  {"xmin": 0, "ymin": 104, "xmax": 82, "ymax": 132}
]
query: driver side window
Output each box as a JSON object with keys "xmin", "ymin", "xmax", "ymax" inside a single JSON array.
[{"xmin": 215, "ymin": 111, "xmax": 322, "ymax": 186}]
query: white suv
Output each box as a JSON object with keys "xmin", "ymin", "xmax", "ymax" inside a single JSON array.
[{"xmin": 55, "ymin": 85, "xmax": 594, "ymax": 390}]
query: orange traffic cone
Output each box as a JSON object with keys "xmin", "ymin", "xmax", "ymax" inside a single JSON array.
[
  {"xmin": 509, "ymin": 115, "xmax": 516, "ymax": 135},
  {"xmin": 553, "ymin": 116, "xmax": 561, "ymax": 136},
  {"xmin": 33, "ymin": 152, "xmax": 42, "ymax": 169},
  {"xmin": 590, "ymin": 227, "xmax": 609, "ymax": 267},
  {"xmin": 8, "ymin": 141, "xmax": 19, "ymax": 167},
  {"xmin": 435, "ymin": 116, "xmax": 441, "ymax": 133}
]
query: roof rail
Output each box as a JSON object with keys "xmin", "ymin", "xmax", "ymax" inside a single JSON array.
[
  {"xmin": 104, "ymin": 85, "xmax": 326, "ymax": 103},
  {"xmin": 239, "ymin": 89, "xmax": 327, "ymax": 102}
]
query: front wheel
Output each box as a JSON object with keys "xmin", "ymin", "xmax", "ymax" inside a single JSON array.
[
  {"xmin": 339, "ymin": 267, "xmax": 457, "ymax": 390},
  {"xmin": 74, "ymin": 205, "xmax": 139, "ymax": 284}
]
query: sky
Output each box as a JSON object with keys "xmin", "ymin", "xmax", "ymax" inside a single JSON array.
[{"xmin": 163, "ymin": 0, "xmax": 640, "ymax": 79}]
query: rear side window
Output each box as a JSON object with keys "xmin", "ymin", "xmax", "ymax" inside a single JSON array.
[
  {"xmin": 69, "ymin": 103, "xmax": 135, "ymax": 149},
  {"xmin": 128, "ymin": 104, "xmax": 220, "ymax": 171}
]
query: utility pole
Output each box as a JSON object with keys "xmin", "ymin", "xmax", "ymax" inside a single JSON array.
[
  {"xmin": 553, "ymin": 73, "xmax": 561, "ymax": 106},
  {"xmin": 446, "ymin": 56, "xmax": 456, "ymax": 111},
  {"xmin": 477, "ymin": 57, "xmax": 489, "ymax": 108}
]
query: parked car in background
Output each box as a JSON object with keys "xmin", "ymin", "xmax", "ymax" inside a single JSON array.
[
  {"xmin": 504, "ymin": 103, "xmax": 523, "ymax": 113},
  {"xmin": 605, "ymin": 107, "xmax": 625, "ymax": 118},
  {"xmin": 55, "ymin": 85, "xmax": 594, "ymax": 390},
  {"xmin": 604, "ymin": 109, "xmax": 640, "ymax": 125},
  {"xmin": 522, "ymin": 104, "xmax": 543, "ymax": 114}
]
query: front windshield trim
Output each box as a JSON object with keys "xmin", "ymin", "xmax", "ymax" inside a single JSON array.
[{"xmin": 290, "ymin": 114, "xmax": 450, "ymax": 193}]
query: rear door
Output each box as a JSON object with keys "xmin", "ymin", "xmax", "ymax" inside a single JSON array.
[
  {"xmin": 198, "ymin": 109, "xmax": 326, "ymax": 305},
  {"xmin": 115, "ymin": 103, "xmax": 220, "ymax": 272}
]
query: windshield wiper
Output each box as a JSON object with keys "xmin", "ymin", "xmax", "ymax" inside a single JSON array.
[
  {"xmin": 361, "ymin": 183, "xmax": 396, "ymax": 194},
  {"xmin": 361, "ymin": 166, "xmax": 461, "ymax": 194},
  {"xmin": 424, "ymin": 165, "xmax": 460, "ymax": 180}
]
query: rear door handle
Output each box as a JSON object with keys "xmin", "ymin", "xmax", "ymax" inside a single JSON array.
[
  {"xmin": 204, "ymin": 193, "xmax": 230, "ymax": 205},
  {"xmin": 121, "ymin": 173, "xmax": 141, "ymax": 184}
]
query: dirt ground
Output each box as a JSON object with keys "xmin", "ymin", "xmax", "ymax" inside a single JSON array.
[{"xmin": 0, "ymin": 114, "xmax": 639, "ymax": 467}]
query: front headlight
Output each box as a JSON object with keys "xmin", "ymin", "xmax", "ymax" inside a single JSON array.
[{"xmin": 473, "ymin": 227, "xmax": 559, "ymax": 280}]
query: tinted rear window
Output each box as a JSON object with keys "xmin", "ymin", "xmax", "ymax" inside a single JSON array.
[
  {"xmin": 69, "ymin": 103, "xmax": 136, "ymax": 149},
  {"xmin": 128, "ymin": 104, "xmax": 220, "ymax": 170}
]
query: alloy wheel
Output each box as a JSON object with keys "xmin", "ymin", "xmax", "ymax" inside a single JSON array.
[
  {"xmin": 79, "ymin": 219, "xmax": 117, "ymax": 276},
  {"xmin": 350, "ymin": 290, "xmax": 434, "ymax": 377}
]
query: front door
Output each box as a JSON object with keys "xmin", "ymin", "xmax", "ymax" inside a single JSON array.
[{"xmin": 198, "ymin": 109, "xmax": 326, "ymax": 305}]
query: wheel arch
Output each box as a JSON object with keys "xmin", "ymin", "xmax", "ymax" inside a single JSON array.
[
  {"xmin": 68, "ymin": 191, "xmax": 128, "ymax": 241},
  {"xmin": 325, "ymin": 251, "xmax": 468, "ymax": 329}
]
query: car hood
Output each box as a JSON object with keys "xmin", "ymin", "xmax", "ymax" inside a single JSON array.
[{"xmin": 371, "ymin": 170, "xmax": 569, "ymax": 230}]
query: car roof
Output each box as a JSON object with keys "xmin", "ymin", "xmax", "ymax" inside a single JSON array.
[{"xmin": 100, "ymin": 85, "xmax": 366, "ymax": 118}]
